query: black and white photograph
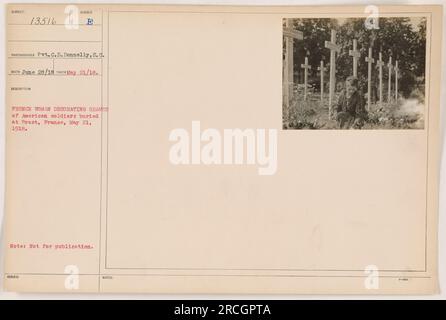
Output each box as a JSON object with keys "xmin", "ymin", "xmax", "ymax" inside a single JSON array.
[{"xmin": 282, "ymin": 17, "xmax": 427, "ymax": 130}]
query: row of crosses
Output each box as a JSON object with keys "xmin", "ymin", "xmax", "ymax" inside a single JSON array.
[{"xmin": 283, "ymin": 27, "xmax": 401, "ymax": 121}]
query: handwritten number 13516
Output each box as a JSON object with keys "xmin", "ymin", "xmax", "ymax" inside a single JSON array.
[{"xmin": 30, "ymin": 17, "xmax": 56, "ymax": 25}]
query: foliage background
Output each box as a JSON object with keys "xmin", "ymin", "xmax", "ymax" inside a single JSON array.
[{"xmin": 285, "ymin": 17, "xmax": 427, "ymax": 99}]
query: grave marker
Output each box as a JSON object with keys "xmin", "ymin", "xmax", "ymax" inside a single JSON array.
[
  {"xmin": 301, "ymin": 56, "xmax": 311, "ymax": 101},
  {"xmin": 317, "ymin": 60, "xmax": 327, "ymax": 104},
  {"xmin": 283, "ymin": 20, "xmax": 304, "ymax": 120},
  {"xmin": 376, "ymin": 52, "xmax": 384, "ymax": 107},
  {"xmin": 349, "ymin": 39, "xmax": 360, "ymax": 77},
  {"xmin": 324, "ymin": 29, "xmax": 341, "ymax": 120},
  {"xmin": 394, "ymin": 60, "xmax": 399, "ymax": 101},
  {"xmin": 365, "ymin": 47, "xmax": 375, "ymax": 111},
  {"xmin": 387, "ymin": 56, "xmax": 393, "ymax": 102}
]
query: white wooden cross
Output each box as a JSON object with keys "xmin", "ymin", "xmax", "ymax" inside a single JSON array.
[
  {"xmin": 394, "ymin": 60, "xmax": 399, "ymax": 101},
  {"xmin": 283, "ymin": 20, "xmax": 304, "ymax": 119},
  {"xmin": 387, "ymin": 56, "xmax": 393, "ymax": 103},
  {"xmin": 349, "ymin": 39, "xmax": 360, "ymax": 77},
  {"xmin": 301, "ymin": 56, "xmax": 311, "ymax": 101},
  {"xmin": 317, "ymin": 60, "xmax": 327, "ymax": 104},
  {"xmin": 365, "ymin": 47, "xmax": 375, "ymax": 111},
  {"xmin": 376, "ymin": 52, "xmax": 385, "ymax": 107},
  {"xmin": 324, "ymin": 29, "xmax": 341, "ymax": 120}
]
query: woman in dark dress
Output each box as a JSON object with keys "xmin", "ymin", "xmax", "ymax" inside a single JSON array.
[{"xmin": 336, "ymin": 76, "xmax": 368, "ymax": 129}]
